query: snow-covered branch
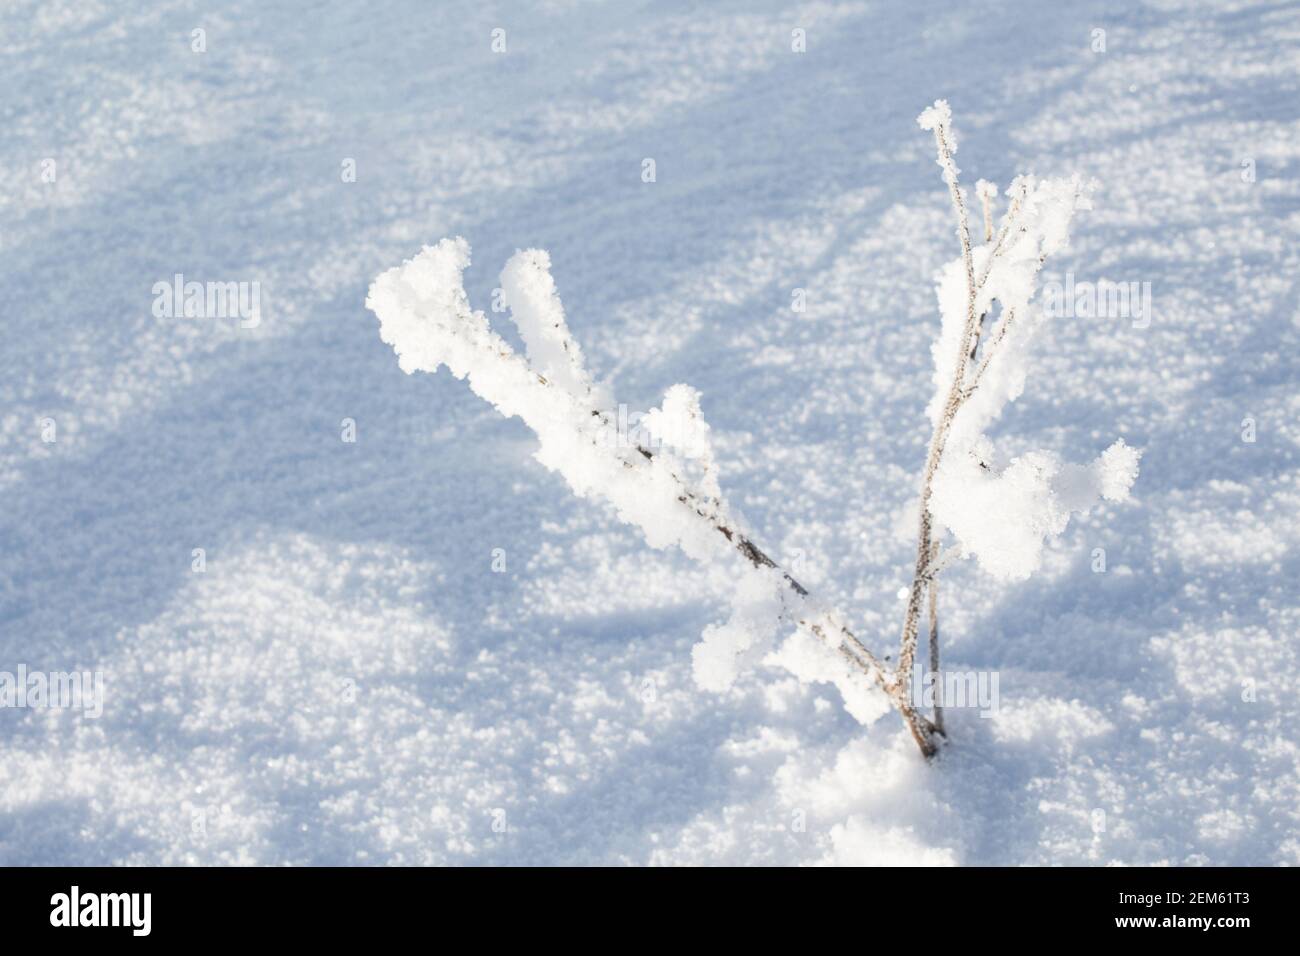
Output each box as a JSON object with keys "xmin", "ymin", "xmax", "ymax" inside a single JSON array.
[{"xmin": 365, "ymin": 237, "xmax": 910, "ymax": 734}]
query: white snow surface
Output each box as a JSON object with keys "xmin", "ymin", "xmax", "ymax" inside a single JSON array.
[{"xmin": 2, "ymin": 0, "xmax": 1298, "ymax": 865}]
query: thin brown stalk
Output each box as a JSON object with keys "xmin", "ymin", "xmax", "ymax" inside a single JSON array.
[
  {"xmin": 927, "ymin": 539, "xmax": 943, "ymax": 735},
  {"xmin": 896, "ymin": 113, "xmax": 980, "ymax": 707}
]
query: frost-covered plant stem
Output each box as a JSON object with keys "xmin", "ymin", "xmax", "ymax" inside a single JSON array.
[
  {"xmin": 894, "ymin": 106, "xmax": 984, "ymax": 752},
  {"xmin": 366, "ymin": 101, "xmax": 1138, "ymax": 763}
]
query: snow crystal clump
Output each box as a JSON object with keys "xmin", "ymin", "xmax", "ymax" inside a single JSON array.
[
  {"xmin": 930, "ymin": 440, "xmax": 1141, "ymax": 581},
  {"xmin": 692, "ymin": 566, "xmax": 787, "ymax": 692},
  {"xmin": 366, "ymin": 239, "xmax": 730, "ymax": 567}
]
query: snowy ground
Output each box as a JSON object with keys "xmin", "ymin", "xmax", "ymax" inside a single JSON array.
[{"xmin": 2, "ymin": 0, "xmax": 1298, "ymax": 865}]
